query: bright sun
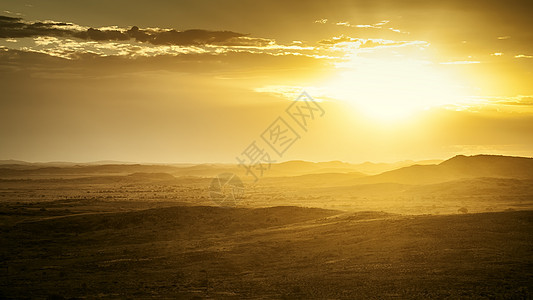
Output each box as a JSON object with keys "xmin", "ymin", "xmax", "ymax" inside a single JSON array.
[{"xmin": 323, "ymin": 56, "xmax": 466, "ymax": 121}]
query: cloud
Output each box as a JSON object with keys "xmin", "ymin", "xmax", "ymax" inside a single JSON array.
[
  {"xmin": 214, "ymin": 36, "xmax": 275, "ymax": 47},
  {"xmin": 318, "ymin": 35, "xmax": 358, "ymax": 45},
  {"xmin": 0, "ymin": 15, "xmax": 75, "ymax": 38},
  {"xmin": 20, "ymin": 35, "xmax": 321, "ymax": 60},
  {"xmin": 72, "ymin": 27, "xmax": 130, "ymax": 42},
  {"xmin": 2, "ymin": 10, "xmax": 22, "ymax": 16},
  {"xmin": 439, "ymin": 61, "xmax": 481, "ymax": 65},
  {"xmin": 497, "ymin": 96, "xmax": 533, "ymax": 106},
  {"xmin": 0, "ymin": 15, "xmax": 326, "ymax": 60},
  {"xmin": 128, "ymin": 27, "xmax": 247, "ymax": 46},
  {"xmin": 461, "ymin": 96, "xmax": 533, "ymax": 112},
  {"xmin": 0, "ymin": 47, "xmax": 332, "ymax": 80},
  {"xmin": 0, "ymin": 15, "xmax": 261, "ymax": 47},
  {"xmin": 22, "ymin": 36, "xmax": 211, "ymax": 59},
  {"xmin": 336, "ymin": 20, "xmax": 389, "ymax": 29},
  {"xmin": 515, "ymin": 54, "xmax": 532, "ymax": 59},
  {"xmin": 254, "ymin": 85, "xmax": 327, "ymax": 101},
  {"xmin": 314, "ymin": 19, "xmax": 328, "ymax": 24},
  {"xmin": 318, "ymin": 35, "xmax": 427, "ymax": 49},
  {"xmin": 334, "ymin": 20, "xmax": 407, "ymax": 34}
]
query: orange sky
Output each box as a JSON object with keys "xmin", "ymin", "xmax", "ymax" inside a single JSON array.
[{"xmin": 0, "ymin": 0, "xmax": 532, "ymax": 163}]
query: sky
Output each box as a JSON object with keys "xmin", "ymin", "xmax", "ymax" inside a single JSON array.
[{"xmin": 0, "ymin": 0, "xmax": 532, "ymax": 163}]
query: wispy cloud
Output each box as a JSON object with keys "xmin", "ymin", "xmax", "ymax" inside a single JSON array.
[
  {"xmin": 335, "ymin": 20, "xmax": 407, "ymax": 34},
  {"xmin": 318, "ymin": 35, "xmax": 428, "ymax": 50},
  {"xmin": 0, "ymin": 15, "xmax": 330, "ymax": 60},
  {"xmin": 494, "ymin": 95, "xmax": 533, "ymax": 106},
  {"xmin": 440, "ymin": 61, "xmax": 481, "ymax": 65},
  {"xmin": 254, "ymin": 85, "xmax": 327, "ymax": 101},
  {"xmin": 336, "ymin": 20, "xmax": 389, "ymax": 29},
  {"xmin": 21, "ymin": 36, "xmax": 211, "ymax": 59}
]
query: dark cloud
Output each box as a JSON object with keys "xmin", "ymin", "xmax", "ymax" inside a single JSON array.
[
  {"xmin": 0, "ymin": 15, "xmax": 73, "ymax": 38},
  {"xmin": 148, "ymin": 29, "xmax": 244, "ymax": 45},
  {"xmin": 0, "ymin": 15, "xmax": 253, "ymax": 46},
  {"xmin": 73, "ymin": 28, "xmax": 129, "ymax": 42},
  {"xmin": 126, "ymin": 26, "xmax": 150, "ymax": 42},
  {"xmin": 0, "ymin": 15, "xmax": 22, "ymax": 26}
]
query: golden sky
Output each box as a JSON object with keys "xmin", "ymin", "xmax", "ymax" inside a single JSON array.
[{"xmin": 0, "ymin": 0, "xmax": 532, "ymax": 163}]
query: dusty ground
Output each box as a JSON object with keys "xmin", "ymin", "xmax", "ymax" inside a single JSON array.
[
  {"xmin": 0, "ymin": 198, "xmax": 531, "ymax": 299},
  {"xmin": 0, "ymin": 162, "xmax": 532, "ymax": 299}
]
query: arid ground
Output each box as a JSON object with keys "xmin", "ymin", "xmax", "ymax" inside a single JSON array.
[{"xmin": 1, "ymin": 155, "xmax": 532, "ymax": 299}]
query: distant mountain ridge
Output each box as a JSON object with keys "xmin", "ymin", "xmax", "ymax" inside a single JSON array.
[
  {"xmin": 0, "ymin": 158, "xmax": 442, "ymax": 179},
  {"xmin": 0, "ymin": 155, "xmax": 530, "ymax": 185},
  {"xmin": 355, "ymin": 154, "xmax": 533, "ymax": 185}
]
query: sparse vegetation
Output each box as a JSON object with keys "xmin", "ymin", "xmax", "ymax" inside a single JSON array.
[{"xmin": 0, "ymin": 156, "xmax": 532, "ymax": 298}]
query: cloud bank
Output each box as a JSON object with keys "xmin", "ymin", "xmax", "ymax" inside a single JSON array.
[{"xmin": 0, "ymin": 15, "xmax": 269, "ymax": 47}]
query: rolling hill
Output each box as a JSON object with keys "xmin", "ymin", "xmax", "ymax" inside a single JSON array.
[{"xmin": 355, "ymin": 155, "xmax": 533, "ymax": 185}]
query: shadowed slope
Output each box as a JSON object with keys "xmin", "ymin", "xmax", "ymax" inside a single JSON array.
[{"xmin": 356, "ymin": 155, "xmax": 533, "ymax": 185}]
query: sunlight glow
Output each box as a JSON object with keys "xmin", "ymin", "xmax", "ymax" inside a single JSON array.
[{"xmin": 323, "ymin": 56, "xmax": 468, "ymax": 121}]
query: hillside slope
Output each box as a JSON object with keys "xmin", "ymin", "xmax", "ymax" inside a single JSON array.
[{"xmin": 355, "ymin": 155, "xmax": 533, "ymax": 185}]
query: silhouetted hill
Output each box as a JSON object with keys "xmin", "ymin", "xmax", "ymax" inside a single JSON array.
[
  {"xmin": 0, "ymin": 159, "xmax": 440, "ymax": 179},
  {"xmin": 0, "ymin": 159, "xmax": 32, "ymax": 165},
  {"xmin": 350, "ymin": 159, "xmax": 443, "ymax": 175},
  {"xmin": 355, "ymin": 155, "xmax": 533, "ymax": 185},
  {"xmin": 2, "ymin": 155, "xmax": 527, "ymax": 184}
]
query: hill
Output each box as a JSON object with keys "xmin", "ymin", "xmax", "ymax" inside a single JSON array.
[
  {"xmin": 1, "ymin": 203, "xmax": 530, "ymax": 299},
  {"xmin": 355, "ymin": 155, "xmax": 533, "ymax": 185},
  {"xmin": 0, "ymin": 159, "xmax": 441, "ymax": 179}
]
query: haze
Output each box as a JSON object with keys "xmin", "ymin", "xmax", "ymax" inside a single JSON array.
[
  {"xmin": 1, "ymin": 1, "xmax": 532, "ymax": 299},
  {"xmin": 1, "ymin": 0, "xmax": 532, "ymax": 163}
]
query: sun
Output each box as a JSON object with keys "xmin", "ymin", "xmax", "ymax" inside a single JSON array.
[{"xmin": 322, "ymin": 56, "xmax": 466, "ymax": 121}]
